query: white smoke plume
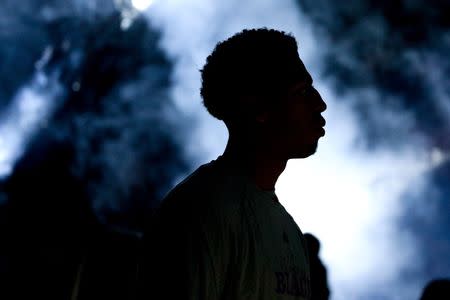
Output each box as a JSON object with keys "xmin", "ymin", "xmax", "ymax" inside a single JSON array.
[
  {"xmin": 0, "ymin": 0, "xmax": 189, "ymax": 231},
  {"xmin": 0, "ymin": 64, "xmax": 64, "ymax": 180},
  {"xmin": 0, "ymin": 0, "xmax": 114, "ymax": 179}
]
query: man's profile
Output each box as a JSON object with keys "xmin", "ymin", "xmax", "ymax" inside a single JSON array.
[{"xmin": 139, "ymin": 28, "xmax": 326, "ymax": 300}]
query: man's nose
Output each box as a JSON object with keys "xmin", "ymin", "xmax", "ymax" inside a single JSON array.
[
  {"xmin": 313, "ymin": 89, "xmax": 327, "ymax": 113},
  {"xmin": 318, "ymin": 97, "xmax": 327, "ymax": 113}
]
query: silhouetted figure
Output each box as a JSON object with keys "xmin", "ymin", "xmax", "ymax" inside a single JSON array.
[
  {"xmin": 304, "ymin": 233, "xmax": 330, "ymax": 300},
  {"xmin": 140, "ymin": 28, "xmax": 326, "ymax": 299},
  {"xmin": 420, "ymin": 279, "xmax": 450, "ymax": 300}
]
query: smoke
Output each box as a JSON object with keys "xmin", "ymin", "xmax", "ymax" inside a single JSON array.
[
  {"xmin": 0, "ymin": 68, "xmax": 64, "ymax": 179},
  {"xmin": 291, "ymin": 0, "xmax": 450, "ymax": 298},
  {"xmin": 295, "ymin": 0, "xmax": 450, "ymax": 150},
  {"xmin": 0, "ymin": 4, "xmax": 193, "ymax": 297},
  {"xmin": 141, "ymin": 0, "xmax": 449, "ymax": 299},
  {"xmin": 0, "ymin": 0, "xmax": 189, "ymax": 231}
]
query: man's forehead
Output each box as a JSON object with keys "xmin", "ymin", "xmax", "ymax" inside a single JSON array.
[{"xmin": 285, "ymin": 55, "xmax": 312, "ymax": 85}]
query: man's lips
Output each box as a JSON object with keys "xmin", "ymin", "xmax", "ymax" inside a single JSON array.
[
  {"xmin": 313, "ymin": 115, "xmax": 326, "ymax": 128},
  {"xmin": 314, "ymin": 115, "xmax": 326, "ymax": 136},
  {"xmin": 318, "ymin": 115, "xmax": 326, "ymax": 127}
]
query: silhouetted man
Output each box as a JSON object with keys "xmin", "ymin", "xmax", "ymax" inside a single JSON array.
[
  {"xmin": 304, "ymin": 233, "xmax": 330, "ymax": 300},
  {"xmin": 140, "ymin": 28, "xmax": 326, "ymax": 300}
]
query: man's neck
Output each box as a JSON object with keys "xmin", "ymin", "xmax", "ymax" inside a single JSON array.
[{"xmin": 221, "ymin": 135, "xmax": 287, "ymax": 191}]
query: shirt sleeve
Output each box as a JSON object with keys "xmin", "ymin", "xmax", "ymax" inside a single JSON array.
[{"xmin": 139, "ymin": 191, "xmax": 236, "ymax": 300}]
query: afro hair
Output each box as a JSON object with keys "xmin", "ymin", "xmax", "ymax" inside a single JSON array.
[{"xmin": 200, "ymin": 28, "xmax": 304, "ymax": 121}]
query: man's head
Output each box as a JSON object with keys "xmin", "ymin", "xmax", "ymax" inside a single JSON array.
[
  {"xmin": 304, "ymin": 233, "xmax": 321, "ymax": 256},
  {"xmin": 201, "ymin": 28, "xmax": 326, "ymax": 159}
]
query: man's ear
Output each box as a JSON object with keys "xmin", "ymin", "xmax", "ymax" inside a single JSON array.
[{"xmin": 240, "ymin": 94, "xmax": 270, "ymax": 124}]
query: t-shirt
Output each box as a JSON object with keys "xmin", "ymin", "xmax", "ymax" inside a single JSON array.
[{"xmin": 140, "ymin": 157, "xmax": 311, "ymax": 300}]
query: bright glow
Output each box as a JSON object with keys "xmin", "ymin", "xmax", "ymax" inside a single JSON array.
[
  {"xmin": 131, "ymin": 0, "xmax": 154, "ymax": 11},
  {"xmin": 430, "ymin": 147, "xmax": 450, "ymax": 167},
  {"xmin": 276, "ymin": 85, "xmax": 431, "ymax": 299}
]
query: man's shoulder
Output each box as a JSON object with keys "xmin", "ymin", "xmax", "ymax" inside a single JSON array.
[{"xmin": 159, "ymin": 160, "xmax": 246, "ymax": 217}]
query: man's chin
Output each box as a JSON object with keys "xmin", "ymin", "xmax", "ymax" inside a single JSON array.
[{"xmin": 289, "ymin": 142, "xmax": 318, "ymax": 159}]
